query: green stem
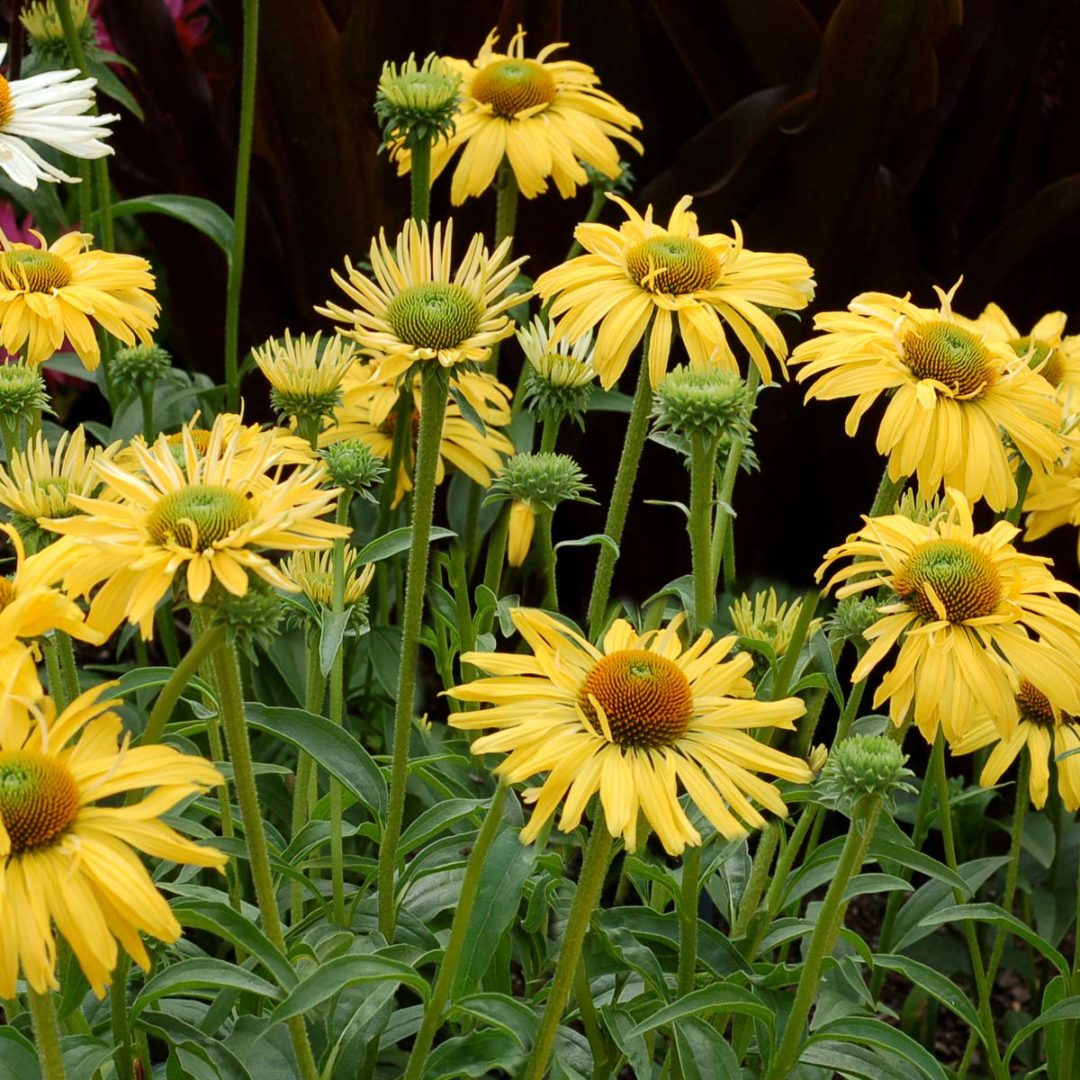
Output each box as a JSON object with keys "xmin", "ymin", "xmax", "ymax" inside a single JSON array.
[
  {"xmin": 494, "ymin": 156, "xmax": 519, "ymax": 250},
  {"xmin": 210, "ymin": 635, "xmax": 320, "ymax": 1080},
  {"xmin": 140, "ymin": 624, "xmax": 226, "ymax": 746},
  {"xmin": 537, "ymin": 509, "xmax": 558, "ymax": 611},
  {"xmin": 140, "ymin": 385, "xmax": 155, "ymax": 443},
  {"xmin": 27, "ymin": 987, "xmax": 66, "ymax": 1080},
  {"xmin": 378, "ymin": 372, "xmax": 450, "ymax": 939},
  {"xmin": 767, "ymin": 794, "xmax": 884, "ymax": 1080},
  {"xmin": 688, "ymin": 433, "xmax": 716, "ymax": 633},
  {"xmin": 523, "ymin": 816, "xmax": 614, "ymax": 1080},
  {"xmin": 109, "ymin": 956, "xmax": 134, "ymax": 1080},
  {"xmin": 43, "ymin": 636, "xmax": 64, "ymax": 706},
  {"xmin": 574, "ymin": 957, "xmax": 609, "ymax": 1080},
  {"xmin": 291, "ymin": 633, "xmax": 326, "ymax": 925},
  {"xmin": 765, "ymin": 809, "xmax": 818, "ymax": 919},
  {"xmin": 539, "ymin": 416, "xmax": 561, "ymax": 454},
  {"xmin": 328, "ymin": 493, "xmax": 354, "ymax": 926},
  {"xmin": 410, "ymin": 140, "xmax": 431, "ymax": 223},
  {"xmin": 710, "ymin": 365, "xmax": 760, "ymax": 595},
  {"xmin": 223, "ymin": 0, "xmax": 260, "ymax": 412},
  {"xmin": 402, "ymin": 782, "xmax": 508, "ymax": 1080},
  {"xmin": 374, "ymin": 388, "xmax": 414, "ymax": 624},
  {"xmin": 1061, "ymin": 824, "xmax": 1080, "ymax": 1077},
  {"xmin": 1005, "ymin": 462, "xmax": 1032, "ymax": 526},
  {"xmin": 770, "ymin": 589, "xmax": 819, "ymax": 702},
  {"xmin": 55, "ymin": 630, "xmax": 79, "ymax": 707},
  {"xmin": 481, "ymin": 506, "xmax": 509, "ymax": 612},
  {"xmin": 676, "ymin": 844, "xmax": 703, "ymax": 996},
  {"xmin": 563, "ymin": 187, "xmax": 607, "ymax": 263},
  {"xmin": 867, "ymin": 467, "xmax": 907, "ymax": 518},
  {"xmin": 931, "ymin": 728, "xmax": 1005, "ymax": 1079},
  {"xmin": 155, "ymin": 594, "xmax": 182, "ymax": 668},
  {"xmin": 587, "ymin": 337, "xmax": 653, "ymax": 637},
  {"xmin": 733, "ymin": 822, "xmax": 781, "ymax": 937}
]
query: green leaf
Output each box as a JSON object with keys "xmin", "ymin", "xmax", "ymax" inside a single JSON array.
[
  {"xmin": 918, "ymin": 903, "xmax": 1069, "ymax": 977},
  {"xmin": 808, "ymin": 1016, "xmax": 952, "ymax": 1080},
  {"xmin": 871, "ymin": 953, "xmax": 982, "ymax": 1036},
  {"xmin": 801, "ymin": 1040, "xmax": 913, "ymax": 1080},
  {"xmin": 1043, "ymin": 976, "xmax": 1068, "ymax": 1076},
  {"xmin": 356, "ymin": 526, "xmax": 457, "ymax": 565},
  {"xmin": 450, "ymin": 385, "xmax": 487, "ymax": 436},
  {"xmin": 399, "ymin": 799, "xmax": 486, "ymax": 855},
  {"xmin": 451, "ymin": 993, "xmax": 537, "ymax": 1048},
  {"xmin": 319, "ymin": 609, "xmax": 351, "ymax": 678},
  {"xmin": 870, "ymin": 839, "xmax": 970, "ymax": 893},
  {"xmin": 132, "ymin": 958, "xmax": 280, "ymax": 1018},
  {"xmin": 450, "ymin": 825, "xmax": 537, "ymax": 999},
  {"xmin": 598, "ymin": 907, "xmax": 749, "ymax": 977},
  {"xmin": 554, "ymin": 533, "xmax": 619, "ymax": 558},
  {"xmin": 60, "ymin": 1037, "xmax": 113, "ymax": 1080},
  {"xmin": 104, "ymin": 195, "xmax": 234, "ymax": 256},
  {"xmin": 421, "ymin": 1029, "xmax": 524, "ymax": 1079},
  {"xmin": 626, "ymin": 983, "xmax": 773, "ymax": 1038},
  {"xmin": 0, "ymin": 1028, "xmax": 40, "ymax": 1080},
  {"xmin": 673, "ymin": 1017, "xmax": 741, "ymax": 1080},
  {"xmin": 173, "ymin": 900, "xmax": 297, "ymax": 989},
  {"xmin": 1003, "ymin": 995, "xmax": 1080, "ymax": 1066},
  {"xmin": 270, "ymin": 954, "xmax": 429, "ymax": 1023},
  {"xmin": 117, "ymin": 664, "xmax": 213, "ymax": 703},
  {"xmin": 244, "ymin": 703, "xmax": 387, "ymax": 819},
  {"xmin": 138, "ymin": 1010, "xmax": 251, "ymax": 1080},
  {"xmin": 85, "ymin": 53, "xmax": 144, "ymax": 118}
]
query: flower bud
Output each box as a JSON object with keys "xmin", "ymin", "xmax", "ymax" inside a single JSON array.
[{"xmin": 375, "ymin": 53, "xmax": 462, "ymax": 152}]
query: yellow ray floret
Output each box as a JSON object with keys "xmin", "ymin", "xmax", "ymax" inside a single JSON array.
[
  {"xmin": 447, "ymin": 609, "xmax": 811, "ymax": 856},
  {"xmin": 0, "ymin": 682, "xmax": 226, "ymax": 998},
  {"xmin": 394, "ymin": 27, "xmax": 642, "ymax": 203},
  {"xmin": 536, "ymin": 194, "xmax": 814, "ymax": 388},
  {"xmin": 0, "ymin": 230, "xmax": 158, "ymax": 369},
  {"xmin": 818, "ymin": 489, "xmax": 1080, "ymax": 743},
  {"xmin": 39, "ymin": 414, "xmax": 348, "ymax": 640},
  {"xmin": 790, "ymin": 282, "xmax": 1063, "ymax": 512}
]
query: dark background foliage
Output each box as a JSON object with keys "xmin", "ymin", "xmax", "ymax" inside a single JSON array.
[{"xmin": 66, "ymin": 0, "xmax": 1080, "ymax": 606}]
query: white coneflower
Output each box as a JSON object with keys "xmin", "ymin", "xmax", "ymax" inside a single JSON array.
[{"xmin": 0, "ymin": 43, "xmax": 118, "ymax": 190}]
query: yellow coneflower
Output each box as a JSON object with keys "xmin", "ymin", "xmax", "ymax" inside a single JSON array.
[
  {"xmin": 536, "ymin": 195, "xmax": 815, "ymax": 387},
  {"xmin": 252, "ymin": 330, "xmax": 357, "ymax": 427},
  {"xmin": 39, "ymin": 414, "xmax": 348, "ymax": 639},
  {"xmin": 317, "ymin": 218, "xmax": 528, "ymax": 385},
  {"xmin": 0, "ymin": 231, "xmax": 158, "ymax": 369},
  {"xmin": 321, "ymin": 367, "xmax": 514, "ymax": 507},
  {"xmin": 0, "ymin": 683, "xmax": 226, "ymax": 998},
  {"xmin": 281, "ymin": 546, "xmax": 375, "ymax": 608},
  {"xmin": 790, "ymin": 283, "xmax": 1063, "ymax": 513},
  {"xmin": 447, "ymin": 609, "xmax": 811, "ymax": 855},
  {"xmin": 729, "ymin": 588, "xmax": 822, "ymax": 658},
  {"xmin": 950, "ymin": 678, "xmax": 1080, "ymax": 811},
  {"xmin": 818, "ymin": 489, "xmax": 1080, "ymax": 743},
  {"xmin": 393, "ymin": 27, "xmax": 642, "ymax": 204}
]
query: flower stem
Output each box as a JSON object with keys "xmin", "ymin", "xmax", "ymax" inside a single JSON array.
[
  {"xmin": 291, "ymin": 632, "xmax": 326, "ymax": 924},
  {"xmin": 223, "ymin": 0, "xmax": 260, "ymax": 412},
  {"xmin": 688, "ymin": 433, "xmax": 716, "ymax": 633},
  {"xmin": 140, "ymin": 385, "xmax": 155, "ymax": 443},
  {"xmin": 379, "ymin": 372, "xmax": 450, "ymax": 939},
  {"xmin": 328, "ymin": 492, "xmax": 354, "ymax": 926},
  {"xmin": 410, "ymin": 140, "xmax": 432, "ymax": 223},
  {"xmin": 109, "ymin": 956, "xmax": 135, "ymax": 1080},
  {"xmin": 539, "ymin": 415, "xmax": 562, "ymax": 454},
  {"xmin": 709, "ymin": 365, "xmax": 759, "ymax": 595},
  {"xmin": 767, "ymin": 794, "xmax": 884, "ymax": 1080},
  {"xmin": 55, "ymin": 630, "xmax": 79, "ymax": 707},
  {"xmin": 523, "ymin": 815, "xmax": 614, "ymax": 1080},
  {"xmin": 537, "ymin": 509, "xmax": 558, "ymax": 611},
  {"xmin": 1004, "ymin": 462, "xmax": 1032, "ymax": 526},
  {"xmin": 28, "ymin": 987, "xmax": 66, "ymax": 1080},
  {"xmin": 676, "ymin": 844, "xmax": 703, "ymax": 996},
  {"xmin": 210, "ymin": 634, "xmax": 320, "ymax": 1080},
  {"xmin": 494, "ymin": 157, "xmax": 519, "ymax": 250},
  {"xmin": 733, "ymin": 821, "xmax": 781, "ymax": 937},
  {"xmin": 1060, "ymin": 823, "xmax": 1080, "ymax": 1077},
  {"xmin": 931, "ymin": 728, "xmax": 1006, "ymax": 1079},
  {"xmin": 402, "ymin": 782, "xmax": 508, "ymax": 1080},
  {"xmin": 587, "ymin": 336, "xmax": 653, "ymax": 637},
  {"xmin": 140, "ymin": 623, "xmax": 226, "ymax": 746},
  {"xmin": 563, "ymin": 187, "xmax": 608, "ymax": 263},
  {"xmin": 867, "ymin": 467, "xmax": 907, "ymax": 518}
]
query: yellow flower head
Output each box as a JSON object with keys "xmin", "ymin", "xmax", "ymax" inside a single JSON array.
[
  {"xmin": 818, "ymin": 489, "xmax": 1080, "ymax": 744},
  {"xmin": 0, "ymin": 682, "xmax": 226, "ymax": 998},
  {"xmin": 790, "ymin": 282, "xmax": 1063, "ymax": 512},
  {"xmin": 0, "ymin": 231, "xmax": 159, "ymax": 369},
  {"xmin": 394, "ymin": 27, "xmax": 643, "ymax": 203},
  {"xmin": 281, "ymin": 546, "xmax": 375, "ymax": 608},
  {"xmin": 729, "ymin": 588, "xmax": 822, "ymax": 658},
  {"xmin": 536, "ymin": 195, "xmax": 815, "ymax": 388},
  {"xmin": 21, "ymin": 0, "xmax": 91, "ymax": 42},
  {"xmin": 950, "ymin": 678, "xmax": 1080, "ymax": 811},
  {"xmin": 448, "ymin": 609, "xmax": 811, "ymax": 855},
  {"xmin": 252, "ymin": 330, "xmax": 358, "ymax": 425},
  {"xmin": 321, "ymin": 366, "xmax": 513, "ymax": 507},
  {"xmin": 0, "ymin": 427, "xmax": 118, "ymax": 541},
  {"xmin": 967, "ymin": 302, "xmax": 1080, "ymax": 401},
  {"xmin": 40, "ymin": 414, "xmax": 348, "ymax": 640},
  {"xmin": 317, "ymin": 218, "xmax": 528, "ymax": 383}
]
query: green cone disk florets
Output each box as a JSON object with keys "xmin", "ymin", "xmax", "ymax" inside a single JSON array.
[
  {"xmin": 0, "ymin": 750, "xmax": 80, "ymax": 853},
  {"xmin": 652, "ymin": 366, "xmax": 753, "ymax": 442},
  {"xmin": 826, "ymin": 595, "xmax": 881, "ymax": 653},
  {"xmin": 487, "ymin": 453, "xmax": 593, "ymax": 511},
  {"xmin": 823, "ymin": 734, "xmax": 912, "ymax": 804},
  {"xmin": 375, "ymin": 53, "xmax": 462, "ymax": 151},
  {"xmin": 321, "ymin": 440, "xmax": 386, "ymax": 499},
  {"xmin": 386, "ymin": 283, "xmax": 483, "ymax": 351},
  {"xmin": 112, "ymin": 343, "xmax": 173, "ymax": 397},
  {"xmin": 0, "ymin": 363, "xmax": 49, "ymax": 422}
]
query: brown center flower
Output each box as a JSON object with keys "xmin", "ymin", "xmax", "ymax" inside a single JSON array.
[
  {"xmin": 625, "ymin": 236, "xmax": 720, "ymax": 295},
  {"xmin": 471, "ymin": 58, "xmax": 557, "ymax": 117},
  {"xmin": 0, "ymin": 750, "xmax": 80, "ymax": 853},
  {"xmin": 894, "ymin": 539, "xmax": 1002, "ymax": 623}
]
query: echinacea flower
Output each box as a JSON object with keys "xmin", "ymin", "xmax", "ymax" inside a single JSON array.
[
  {"xmin": 0, "ymin": 231, "xmax": 159, "ymax": 369},
  {"xmin": 536, "ymin": 195, "xmax": 815, "ymax": 388},
  {"xmin": 818, "ymin": 489, "xmax": 1080, "ymax": 743},
  {"xmin": 281, "ymin": 546, "xmax": 375, "ymax": 609},
  {"xmin": 0, "ymin": 682, "xmax": 226, "ymax": 997},
  {"xmin": 790, "ymin": 283, "xmax": 1063, "ymax": 512},
  {"xmin": 447, "ymin": 609, "xmax": 811, "ymax": 855},
  {"xmin": 949, "ymin": 678, "xmax": 1080, "ymax": 811},
  {"xmin": 321, "ymin": 367, "xmax": 514, "ymax": 507},
  {"xmin": 252, "ymin": 330, "xmax": 357, "ymax": 428},
  {"xmin": 40, "ymin": 414, "xmax": 348, "ymax": 639},
  {"xmin": 729, "ymin": 588, "xmax": 822, "ymax": 659},
  {"xmin": 394, "ymin": 27, "xmax": 642, "ymax": 204},
  {"xmin": 0, "ymin": 43, "xmax": 117, "ymax": 190},
  {"xmin": 317, "ymin": 218, "xmax": 528, "ymax": 383}
]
